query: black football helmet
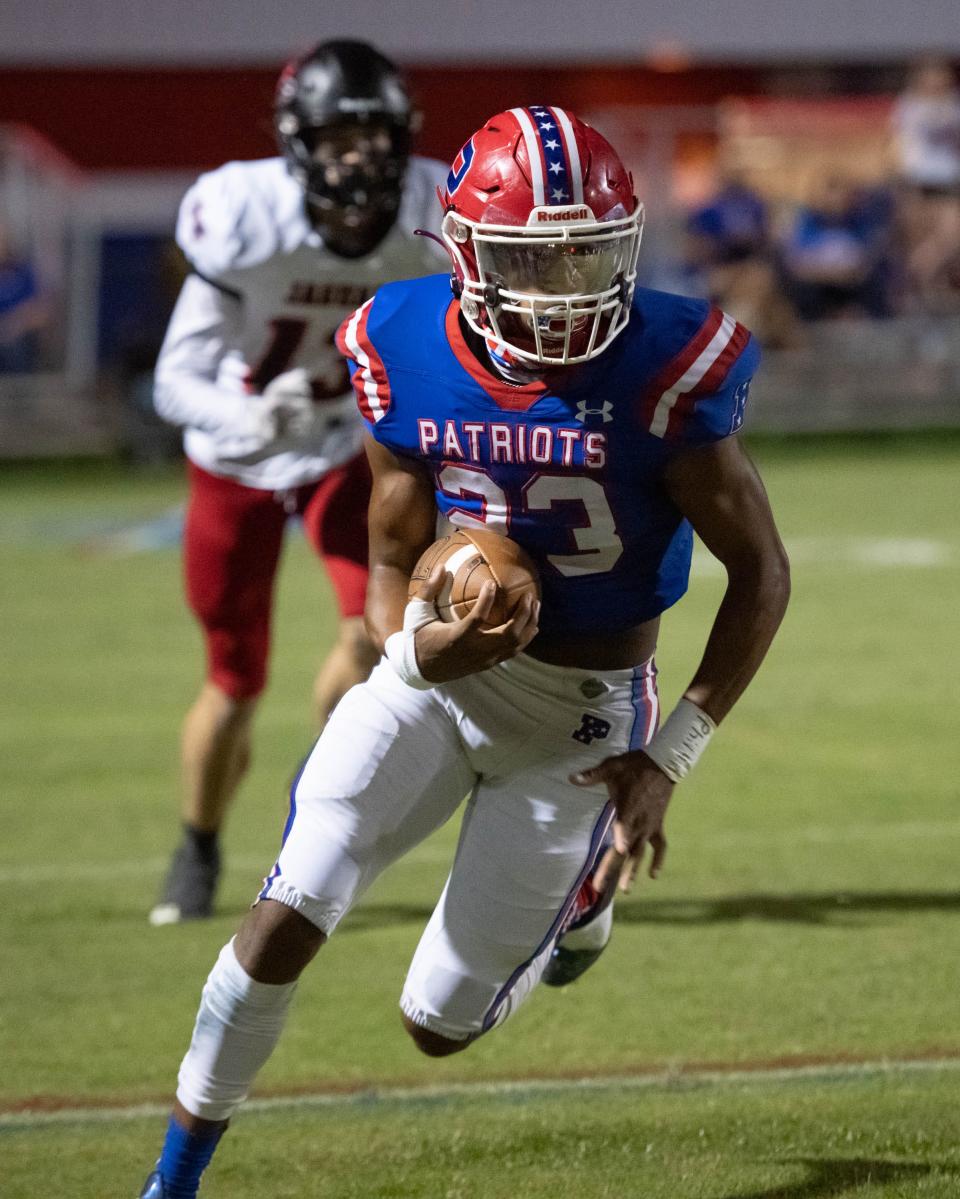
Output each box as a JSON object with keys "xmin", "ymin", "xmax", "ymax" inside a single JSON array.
[{"xmin": 275, "ymin": 40, "xmax": 415, "ymax": 257}]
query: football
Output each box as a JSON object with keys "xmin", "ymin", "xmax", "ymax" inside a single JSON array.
[{"xmin": 408, "ymin": 528, "xmax": 541, "ymax": 626}]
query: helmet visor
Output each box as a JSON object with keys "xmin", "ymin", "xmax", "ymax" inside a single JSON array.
[{"xmin": 476, "ymin": 234, "xmax": 634, "ymax": 299}]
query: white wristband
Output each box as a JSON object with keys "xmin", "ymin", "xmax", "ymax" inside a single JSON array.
[
  {"xmin": 642, "ymin": 698, "xmax": 717, "ymax": 783},
  {"xmin": 384, "ymin": 598, "xmax": 440, "ymax": 690}
]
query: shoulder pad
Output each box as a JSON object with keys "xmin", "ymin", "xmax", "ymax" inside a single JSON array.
[
  {"xmin": 336, "ymin": 276, "xmax": 450, "ymax": 425},
  {"xmin": 633, "ymin": 292, "xmax": 757, "ymax": 440},
  {"xmin": 336, "ymin": 295, "xmax": 391, "ymax": 425},
  {"xmin": 175, "ymin": 159, "xmax": 301, "ymax": 280},
  {"xmin": 175, "ymin": 163, "xmax": 251, "ymax": 279}
]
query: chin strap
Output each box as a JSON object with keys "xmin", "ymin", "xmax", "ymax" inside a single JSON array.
[
  {"xmin": 413, "ymin": 227, "xmax": 448, "ymax": 252},
  {"xmin": 484, "ymin": 337, "xmax": 542, "ymax": 384}
]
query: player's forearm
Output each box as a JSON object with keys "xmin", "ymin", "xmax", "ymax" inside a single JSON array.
[
  {"xmin": 362, "ymin": 436, "xmax": 439, "ymax": 654},
  {"xmin": 682, "ymin": 549, "xmax": 791, "ymax": 724},
  {"xmin": 153, "ymin": 370, "xmax": 248, "ymax": 434},
  {"xmin": 364, "ymin": 562, "xmax": 415, "ymax": 654},
  {"xmin": 154, "ymin": 273, "xmax": 244, "ymax": 433}
]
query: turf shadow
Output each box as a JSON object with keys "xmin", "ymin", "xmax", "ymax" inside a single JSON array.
[
  {"xmin": 723, "ymin": 1155, "xmax": 958, "ymax": 1198},
  {"xmin": 216, "ymin": 889, "xmax": 960, "ymax": 931},
  {"xmin": 330, "ymin": 893, "xmax": 924, "ymax": 935},
  {"xmin": 613, "ymin": 889, "xmax": 960, "ymax": 927},
  {"xmin": 210, "ymin": 901, "xmax": 436, "ymax": 928}
]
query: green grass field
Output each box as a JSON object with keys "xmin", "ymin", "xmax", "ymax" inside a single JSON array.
[{"xmin": 2, "ymin": 433, "xmax": 959, "ymax": 1197}]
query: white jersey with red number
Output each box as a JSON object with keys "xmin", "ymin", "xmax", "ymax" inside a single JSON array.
[{"xmin": 154, "ymin": 155, "xmax": 448, "ymax": 490}]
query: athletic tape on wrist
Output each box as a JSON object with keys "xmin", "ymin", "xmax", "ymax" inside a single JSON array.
[
  {"xmin": 642, "ymin": 698, "xmax": 717, "ymax": 782},
  {"xmin": 384, "ymin": 598, "xmax": 440, "ymax": 690}
]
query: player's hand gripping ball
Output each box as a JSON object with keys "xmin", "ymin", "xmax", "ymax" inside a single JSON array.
[{"xmin": 409, "ymin": 529, "xmax": 540, "ymax": 627}]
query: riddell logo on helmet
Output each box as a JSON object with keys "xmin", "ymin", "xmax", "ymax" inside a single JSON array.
[{"xmin": 535, "ymin": 207, "xmax": 591, "ymax": 222}]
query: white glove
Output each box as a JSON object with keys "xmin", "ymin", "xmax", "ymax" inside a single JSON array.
[
  {"xmin": 261, "ymin": 368, "xmax": 318, "ymax": 441},
  {"xmin": 214, "ymin": 369, "xmax": 320, "ymax": 461},
  {"xmin": 214, "ymin": 396, "xmax": 281, "ymax": 460}
]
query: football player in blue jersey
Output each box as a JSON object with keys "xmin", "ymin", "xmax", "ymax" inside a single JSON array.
[{"xmin": 138, "ymin": 108, "xmax": 789, "ymax": 1198}]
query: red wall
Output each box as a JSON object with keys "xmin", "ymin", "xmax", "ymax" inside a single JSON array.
[{"xmin": 0, "ymin": 64, "xmax": 765, "ymax": 171}]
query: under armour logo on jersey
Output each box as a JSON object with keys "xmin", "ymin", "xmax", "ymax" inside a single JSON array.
[
  {"xmin": 572, "ymin": 714, "xmax": 612, "ymax": 745},
  {"xmin": 576, "ymin": 400, "xmax": 613, "ymax": 424}
]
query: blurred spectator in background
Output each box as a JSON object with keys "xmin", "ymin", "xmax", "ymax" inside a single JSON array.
[
  {"xmin": 686, "ymin": 169, "xmax": 768, "ymax": 267},
  {"xmin": 683, "ymin": 170, "xmax": 797, "ymax": 345},
  {"xmin": 0, "ymin": 220, "xmax": 48, "ymax": 372},
  {"xmin": 778, "ymin": 173, "xmax": 895, "ymax": 321},
  {"xmin": 891, "ymin": 58, "xmax": 960, "ymax": 311}
]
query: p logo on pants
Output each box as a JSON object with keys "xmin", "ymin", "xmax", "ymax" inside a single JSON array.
[{"xmin": 571, "ymin": 714, "xmax": 611, "ymax": 745}]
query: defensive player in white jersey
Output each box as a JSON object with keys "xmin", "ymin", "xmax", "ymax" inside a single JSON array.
[
  {"xmin": 137, "ymin": 107, "xmax": 790, "ymax": 1197},
  {"xmin": 149, "ymin": 40, "xmax": 447, "ymax": 924}
]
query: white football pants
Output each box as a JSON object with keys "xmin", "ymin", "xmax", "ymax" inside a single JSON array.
[{"xmin": 260, "ymin": 652, "xmax": 659, "ymax": 1040}]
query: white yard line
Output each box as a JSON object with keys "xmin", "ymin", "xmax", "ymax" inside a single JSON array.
[
  {"xmin": 0, "ymin": 852, "xmax": 441, "ymax": 885},
  {"xmin": 691, "ymin": 536, "xmax": 955, "ymax": 577},
  {"xmin": 4, "ymin": 1055, "xmax": 960, "ymax": 1130},
  {"xmin": 5, "ymin": 820, "xmax": 960, "ymax": 886}
]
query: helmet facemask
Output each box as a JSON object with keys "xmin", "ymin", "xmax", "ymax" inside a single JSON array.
[
  {"xmin": 443, "ymin": 206, "xmax": 644, "ymax": 365},
  {"xmin": 279, "ymin": 116, "xmax": 411, "ymax": 257}
]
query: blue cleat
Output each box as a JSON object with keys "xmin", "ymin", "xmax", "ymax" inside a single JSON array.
[
  {"xmin": 542, "ymin": 835, "xmax": 618, "ymax": 987},
  {"xmin": 137, "ymin": 1170, "xmax": 169, "ymax": 1197}
]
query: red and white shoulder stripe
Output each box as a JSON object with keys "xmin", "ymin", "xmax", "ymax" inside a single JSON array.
[
  {"xmin": 641, "ymin": 307, "xmax": 750, "ymax": 439},
  {"xmin": 335, "ymin": 299, "xmax": 392, "ymax": 424}
]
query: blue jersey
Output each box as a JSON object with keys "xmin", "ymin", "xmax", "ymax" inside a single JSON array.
[{"xmin": 336, "ymin": 274, "xmax": 758, "ymax": 637}]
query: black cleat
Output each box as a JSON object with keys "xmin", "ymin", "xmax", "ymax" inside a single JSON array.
[
  {"xmin": 542, "ymin": 943, "xmax": 609, "ymax": 987},
  {"xmin": 542, "ymin": 835, "xmax": 617, "ymax": 987},
  {"xmin": 149, "ymin": 834, "xmax": 221, "ymax": 925}
]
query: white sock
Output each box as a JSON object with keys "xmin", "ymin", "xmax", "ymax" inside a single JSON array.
[{"xmin": 176, "ymin": 938, "xmax": 297, "ymax": 1121}]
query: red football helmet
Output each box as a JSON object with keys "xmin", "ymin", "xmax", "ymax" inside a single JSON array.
[{"xmin": 439, "ymin": 107, "xmax": 643, "ymax": 365}]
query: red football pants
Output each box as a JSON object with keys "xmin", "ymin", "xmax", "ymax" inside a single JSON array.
[{"xmin": 183, "ymin": 454, "xmax": 371, "ymax": 699}]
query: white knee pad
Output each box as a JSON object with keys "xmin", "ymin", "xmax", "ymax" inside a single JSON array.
[{"xmin": 176, "ymin": 938, "xmax": 297, "ymax": 1122}]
